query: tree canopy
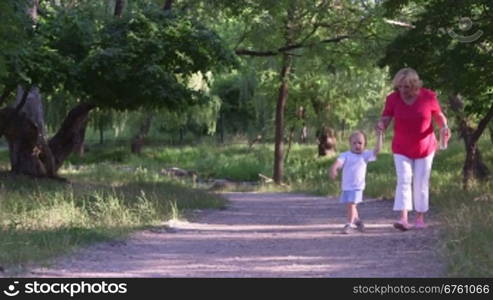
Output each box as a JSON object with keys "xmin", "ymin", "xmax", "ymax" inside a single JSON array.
[
  {"xmin": 3, "ymin": 1, "xmax": 237, "ymax": 111},
  {"xmin": 380, "ymin": 0, "xmax": 493, "ymax": 114}
]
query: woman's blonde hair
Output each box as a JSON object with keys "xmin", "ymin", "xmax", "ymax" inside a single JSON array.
[
  {"xmin": 392, "ymin": 67, "xmax": 422, "ymax": 91},
  {"xmin": 349, "ymin": 130, "xmax": 367, "ymax": 148}
]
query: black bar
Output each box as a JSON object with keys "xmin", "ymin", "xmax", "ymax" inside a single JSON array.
[{"xmin": 0, "ymin": 278, "xmax": 491, "ymax": 299}]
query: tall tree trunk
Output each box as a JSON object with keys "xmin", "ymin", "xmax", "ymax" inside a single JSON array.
[
  {"xmin": 114, "ymin": 0, "xmax": 125, "ymax": 17},
  {"xmin": 448, "ymin": 94, "xmax": 493, "ymax": 189},
  {"xmin": 5, "ymin": 86, "xmax": 57, "ymax": 177},
  {"xmin": 99, "ymin": 124, "xmax": 104, "ymax": 145},
  {"xmin": 273, "ymin": 53, "xmax": 292, "ymax": 184},
  {"xmin": 284, "ymin": 125, "xmax": 295, "ymax": 163},
  {"xmin": 163, "ymin": 0, "xmax": 174, "ymax": 11},
  {"xmin": 218, "ymin": 112, "xmax": 224, "ymax": 144},
  {"xmin": 131, "ymin": 115, "xmax": 153, "ymax": 154},
  {"xmin": 1, "ymin": 106, "xmax": 50, "ymax": 176},
  {"xmin": 489, "ymin": 121, "xmax": 493, "ymax": 145},
  {"xmin": 28, "ymin": 0, "xmax": 39, "ymax": 21},
  {"xmin": 179, "ymin": 127, "xmax": 184, "ymax": 144}
]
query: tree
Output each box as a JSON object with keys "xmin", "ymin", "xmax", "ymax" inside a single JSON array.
[
  {"xmin": 199, "ymin": 0, "xmax": 382, "ymax": 184},
  {"xmin": 379, "ymin": 0, "xmax": 493, "ymax": 189},
  {"xmin": 0, "ymin": 0, "xmax": 235, "ymax": 177}
]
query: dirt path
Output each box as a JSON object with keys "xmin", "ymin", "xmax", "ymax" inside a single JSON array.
[{"xmin": 21, "ymin": 193, "xmax": 445, "ymax": 277}]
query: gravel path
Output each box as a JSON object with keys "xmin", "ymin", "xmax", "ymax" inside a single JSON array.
[{"xmin": 21, "ymin": 192, "xmax": 445, "ymax": 277}]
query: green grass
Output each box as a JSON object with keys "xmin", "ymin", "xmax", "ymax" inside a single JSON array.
[
  {"xmin": 0, "ymin": 133, "xmax": 492, "ymax": 277},
  {"xmin": 0, "ymin": 163, "xmax": 225, "ymax": 274}
]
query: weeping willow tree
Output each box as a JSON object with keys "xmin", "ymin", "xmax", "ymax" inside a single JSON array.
[
  {"xmin": 210, "ymin": 69, "xmax": 258, "ymax": 143},
  {"xmin": 180, "ymin": 0, "xmax": 394, "ymax": 183}
]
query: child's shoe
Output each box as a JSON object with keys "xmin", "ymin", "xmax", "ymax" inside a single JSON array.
[
  {"xmin": 393, "ymin": 221, "xmax": 411, "ymax": 231},
  {"xmin": 354, "ymin": 219, "xmax": 365, "ymax": 232},
  {"xmin": 341, "ymin": 223, "xmax": 356, "ymax": 234}
]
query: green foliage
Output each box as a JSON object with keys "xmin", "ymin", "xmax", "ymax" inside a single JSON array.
[
  {"xmin": 4, "ymin": 1, "xmax": 237, "ymax": 114},
  {"xmin": 289, "ymin": 66, "xmax": 390, "ymax": 131},
  {"xmin": 380, "ymin": 0, "xmax": 493, "ymax": 114},
  {"xmin": 211, "ymin": 71, "xmax": 257, "ymax": 134},
  {"xmin": 0, "ymin": 0, "xmax": 30, "ymax": 84}
]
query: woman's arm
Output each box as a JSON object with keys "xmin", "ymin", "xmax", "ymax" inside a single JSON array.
[
  {"xmin": 433, "ymin": 112, "xmax": 451, "ymax": 140},
  {"xmin": 433, "ymin": 112, "xmax": 448, "ymax": 128}
]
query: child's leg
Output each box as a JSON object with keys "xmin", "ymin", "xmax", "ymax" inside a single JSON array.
[{"xmin": 346, "ymin": 203, "xmax": 357, "ymax": 224}]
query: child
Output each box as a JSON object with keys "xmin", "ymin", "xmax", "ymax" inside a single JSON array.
[{"xmin": 329, "ymin": 130, "xmax": 383, "ymax": 234}]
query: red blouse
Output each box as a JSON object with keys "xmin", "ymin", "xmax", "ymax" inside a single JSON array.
[{"xmin": 382, "ymin": 88, "xmax": 442, "ymax": 158}]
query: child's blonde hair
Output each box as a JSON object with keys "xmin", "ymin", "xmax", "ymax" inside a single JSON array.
[{"xmin": 349, "ymin": 130, "xmax": 367, "ymax": 148}]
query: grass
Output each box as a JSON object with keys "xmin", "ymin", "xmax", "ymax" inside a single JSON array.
[
  {"xmin": 0, "ymin": 132, "xmax": 492, "ymax": 277},
  {"xmin": 0, "ymin": 162, "xmax": 226, "ymax": 274}
]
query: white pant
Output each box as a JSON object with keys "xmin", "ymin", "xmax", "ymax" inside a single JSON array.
[{"xmin": 393, "ymin": 153, "xmax": 434, "ymax": 212}]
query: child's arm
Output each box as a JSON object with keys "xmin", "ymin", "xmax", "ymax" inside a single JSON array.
[
  {"xmin": 374, "ymin": 130, "xmax": 383, "ymax": 155},
  {"xmin": 329, "ymin": 160, "xmax": 343, "ymax": 180}
]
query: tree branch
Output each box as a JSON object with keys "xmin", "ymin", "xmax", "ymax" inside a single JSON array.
[
  {"xmin": 235, "ymin": 49, "xmax": 278, "ymax": 57},
  {"xmin": 15, "ymin": 86, "xmax": 32, "ymax": 114},
  {"xmin": 235, "ymin": 34, "xmax": 350, "ymax": 57},
  {"xmin": 383, "ymin": 18, "xmax": 415, "ymax": 28},
  {"xmin": 472, "ymin": 101, "xmax": 493, "ymax": 143},
  {"xmin": 319, "ymin": 35, "xmax": 350, "ymax": 44}
]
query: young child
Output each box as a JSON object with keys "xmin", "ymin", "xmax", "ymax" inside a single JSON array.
[{"xmin": 329, "ymin": 130, "xmax": 383, "ymax": 234}]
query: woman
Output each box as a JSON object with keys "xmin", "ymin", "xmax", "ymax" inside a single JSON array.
[{"xmin": 376, "ymin": 68, "xmax": 451, "ymax": 231}]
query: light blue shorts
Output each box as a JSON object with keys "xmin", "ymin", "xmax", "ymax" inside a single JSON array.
[{"xmin": 339, "ymin": 190, "xmax": 363, "ymax": 204}]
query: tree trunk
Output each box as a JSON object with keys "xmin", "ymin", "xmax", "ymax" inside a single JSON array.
[
  {"xmin": 99, "ymin": 124, "xmax": 104, "ymax": 145},
  {"xmin": 49, "ymin": 103, "xmax": 95, "ymax": 172},
  {"xmin": 177, "ymin": 127, "xmax": 184, "ymax": 144},
  {"xmin": 73, "ymin": 125, "xmax": 87, "ymax": 157},
  {"xmin": 448, "ymin": 93, "xmax": 493, "ymax": 189},
  {"xmin": 131, "ymin": 115, "xmax": 153, "ymax": 154},
  {"xmin": 114, "ymin": 0, "xmax": 125, "ymax": 17},
  {"xmin": 489, "ymin": 121, "xmax": 493, "ymax": 145},
  {"xmin": 163, "ymin": 0, "xmax": 174, "ymax": 11},
  {"xmin": 284, "ymin": 126, "xmax": 295, "ymax": 163},
  {"xmin": 1, "ymin": 107, "xmax": 49, "ymax": 176},
  {"xmin": 219, "ymin": 112, "xmax": 224, "ymax": 144},
  {"xmin": 317, "ymin": 126, "xmax": 337, "ymax": 156},
  {"xmin": 1, "ymin": 86, "xmax": 57, "ymax": 177},
  {"xmin": 273, "ymin": 53, "xmax": 292, "ymax": 184}
]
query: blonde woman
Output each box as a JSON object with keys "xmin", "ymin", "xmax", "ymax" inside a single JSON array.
[{"xmin": 376, "ymin": 68, "xmax": 451, "ymax": 231}]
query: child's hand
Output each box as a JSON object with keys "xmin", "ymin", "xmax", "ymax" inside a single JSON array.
[{"xmin": 329, "ymin": 168, "xmax": 338, "ymax": 180}]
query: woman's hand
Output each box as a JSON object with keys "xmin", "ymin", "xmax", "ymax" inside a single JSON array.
[
  {"xmin": 440, "ymin": 126, "xmax": 451, "ymax": 142},
  {"xmin": 375, "ymin": 116, "xmax": 391, "ymax": 132}
]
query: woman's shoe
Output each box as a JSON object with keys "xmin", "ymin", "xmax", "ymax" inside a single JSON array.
[
  {"xmin": 393, "ymin": 221, "xmax": 411, "ymax": 231},
  {"xmin": 415, "ymin": 219, "xmax": 427, "ymax": 229}
]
